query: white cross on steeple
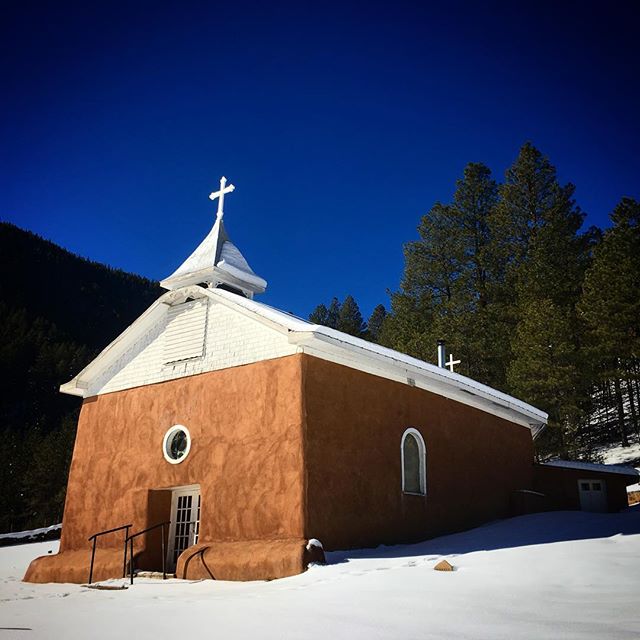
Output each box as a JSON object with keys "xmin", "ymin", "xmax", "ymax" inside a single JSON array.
[
  {"xmin": 209, "ymin": 176, "xmax": 235, "ymax": 221},
  {"xmin": 446, "ymin": 354, "xmax": 461, "ymax": 373}
]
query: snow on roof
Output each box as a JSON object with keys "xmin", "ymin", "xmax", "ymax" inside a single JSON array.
[
  {"xmin": 541, "ymin": 459, "xmax": 640, "ymax": 478},
  {"xmin": 160, "ymin": 217, "xmax": 266, "ymax": 293},
  {"xmin": 60, "ymin": 285, "xmax": 548, "ymax": 432},
  {"xmin": 208, "ymin": 289, "xmax": 548, "ymax": 431},
  {"xmin": 166, "ymin": 217, "xmax": 226, "ymax": 280},
  {"xmin": 217, "ymin": 241, "xmax": 267, "ymax": 290}
]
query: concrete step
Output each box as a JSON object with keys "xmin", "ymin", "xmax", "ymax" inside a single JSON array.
[
  {"xmin": 133, "ymin": 571, "xmax": 176, "ymax": 579},
  {"xmin": 83, "ymin": 581, "xmax": 128, "ymax": 590}
]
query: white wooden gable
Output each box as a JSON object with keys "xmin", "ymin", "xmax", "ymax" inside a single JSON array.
[{"xmin": 74, "ymin": 289, "xmax": 297, "ymax": 398}]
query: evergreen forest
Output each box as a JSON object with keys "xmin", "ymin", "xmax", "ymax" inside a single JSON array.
[
  {"xmin": 1, "ymin": 142, "xmax": 638, "ymax": 532},
  {"xmin": 0, "ymin": 222, "xmax": 161, "ymax": 532},
  {"xmin": 310, "ymin": 143, "xmax": 639, "ymax": 462}
]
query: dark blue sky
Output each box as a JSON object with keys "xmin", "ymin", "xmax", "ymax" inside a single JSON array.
[{"xmin": 2, "ymin": 1, "xmax": 639, "ymax": 319}]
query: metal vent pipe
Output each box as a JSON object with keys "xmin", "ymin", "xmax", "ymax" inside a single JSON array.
[{"xmin": 437, "ymin": 340, "xmax": 446, "ymax": 369}]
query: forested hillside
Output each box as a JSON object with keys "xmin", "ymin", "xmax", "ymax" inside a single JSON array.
[
  {"xmin": 311, "ymin": 144, "xmax": 640, "ymax": 461},
  {"xmin": 0, "ymin": 223, "xmax": 161, "ymax": 532}
]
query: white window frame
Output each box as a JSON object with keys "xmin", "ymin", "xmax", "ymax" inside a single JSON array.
[
  {"xmin": 401, "ymin": 427, "xmax": 427, "ymax": 496},
  {"xmin": 162, "ymin": 425, "xmax": 192, "ymax": 464}
]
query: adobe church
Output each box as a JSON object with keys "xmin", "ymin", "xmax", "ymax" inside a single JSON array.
[{"xmin": 26, "ymin": 178, "xmax": 638, "ymax": 584}]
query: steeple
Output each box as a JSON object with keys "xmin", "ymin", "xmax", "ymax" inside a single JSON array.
[{"xmin": 160, "ymin": 177, "xmax": 267, "ymax": 297}]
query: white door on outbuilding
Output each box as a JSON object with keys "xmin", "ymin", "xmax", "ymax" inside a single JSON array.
[{"xmin": 578, "ymin": 479, "xmax": 607, "ymax": 512}]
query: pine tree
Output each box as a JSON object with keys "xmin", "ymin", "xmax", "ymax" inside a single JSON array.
[
  {"xmin": 337, "ymin": 295, "xmax": 366, "ymax": 337},
  {"xmin": 309, "ymin": 303, "xmax": 329, "ymax": 325},
  {"xmin": 380, "ymin": 291, "xmax": 437, "ymax": 361},
  {"xmin": 0, "ymin": 429, "xmax": 28, "ymax": 532},
  {"xmin": 451, "ymin": 163, "xmax": 502, "ymax": 384},
  {"xmin": 579, "ymin": 198, "xmax": 640, "ymax": 447},
  {"xmin": 496, "ymin": 144, "xmax": 592, "ymax": 456},
  {"xmin": 507, "ymin": 300, "xmax": 582, "ymax": 457},
  {"xmin": 385, "ymin": 163, "xmax": 501, "ymax": 383},
  {"xmin": 489, "ymin": 142, "xmax": 587, "ymax": 307},
  {"xmin": 452, "ymin": 162, "xmax": 497, "ymax": 308},
  {"xmin": 367, "ymin": 304, "xmax": 387, "ymax": 342},
  {"xmin": 326, "ymin": 297, "xmax": 341, "ymax": 329}
]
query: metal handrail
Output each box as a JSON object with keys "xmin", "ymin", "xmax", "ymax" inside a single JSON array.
[
  {"xmin": 87, "ymin": 523, "xmax": 132, "ymax": 584},
  {"xmin": 125, "ymin": 521, "xmax": 170, "ymax": 585}
]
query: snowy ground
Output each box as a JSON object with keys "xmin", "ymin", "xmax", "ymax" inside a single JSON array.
[
  {"xmin": 2, "ymin": 510, "xmax": 640, "ymax": 640},
  {"xmin": 599, "ymin": 437, "xmax": 640, "ymax": 492},
  {"xmin": 0, "ymin": 524, "xmax": 61, "ymax": 543}
]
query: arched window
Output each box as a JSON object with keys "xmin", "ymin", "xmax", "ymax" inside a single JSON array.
[{"xmin": 401, "ymin": 428, "xmax": 426, "ymax": 495}]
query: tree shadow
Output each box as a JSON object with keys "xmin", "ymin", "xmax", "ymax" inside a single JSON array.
[{"xmin": 326, "ymin": 506, "xmax": 640, "ymax": 565}]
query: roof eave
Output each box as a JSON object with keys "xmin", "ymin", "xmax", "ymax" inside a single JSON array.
[
  {"xmin": 289, "ymin": 331, "xmax": 548, "ymax": 432},
  {"xmin": 59, "ymin": 379, "xmax": 88, "ymax": 397},
  {"xmin": 160, "ymin": 266, "xmax": 265, "ymax": 295},
  {"xmin": 539, "ymin": 460, "xmax": 640, "ymax": 482},
  {"xmin": 59, "ymin": 285, "xmax": 209, "ymax": 398}
]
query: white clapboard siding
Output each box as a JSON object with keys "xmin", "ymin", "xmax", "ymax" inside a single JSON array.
[
  {"xmin": 89, "ymin": 299, "xmax": 298, "ymax": 396},
  {"xmin": 164, "ymin": 299, "xmax": 208, "ymax": 364}
]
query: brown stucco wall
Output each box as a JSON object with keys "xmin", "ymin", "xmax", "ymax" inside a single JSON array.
[
  {"xmin": 301, "ymin": 356, "xmax": 535, "ymax": 550},
  {"xmin": 532, "ymin": 464, "xmax": 633, "ymax": 512},
  {"xmin": 26, "ymin": 351, "xmax": 541, "ymax": 584},
  {"xmin": 26, "ymin": 355, "xmax": 307, "ymax": 583}
]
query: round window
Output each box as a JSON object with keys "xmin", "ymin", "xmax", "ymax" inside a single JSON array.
[{"xmin": 162, "ymin": 425, "xmax": 191, "ymax": 464}]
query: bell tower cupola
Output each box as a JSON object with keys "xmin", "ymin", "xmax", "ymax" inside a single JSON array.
[{"xmin": 160, "ymin": 177, "xmax": 267, "ymax": 297}]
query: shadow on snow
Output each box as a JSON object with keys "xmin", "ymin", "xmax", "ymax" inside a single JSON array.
[{"xmin": 326, "ymin": 506, "xmax": 640, "ymax": 565}]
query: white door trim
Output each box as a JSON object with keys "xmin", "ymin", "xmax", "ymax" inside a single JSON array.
[
  {"xmin": 166, "ymin": 486, "xmax": 201, "ymax": 572},
  {"xmin": 578, "ymin": 478, "xmax": 607, "ymax": 512}
]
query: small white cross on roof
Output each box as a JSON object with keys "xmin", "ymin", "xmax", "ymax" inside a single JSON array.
[
  {"xmin": 209, "ymin": 176, "xmax": 235, "ymax": 221},
  {"xmin": 446, "ymin": 354, "xmax": 461, "ymax": 373}
]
